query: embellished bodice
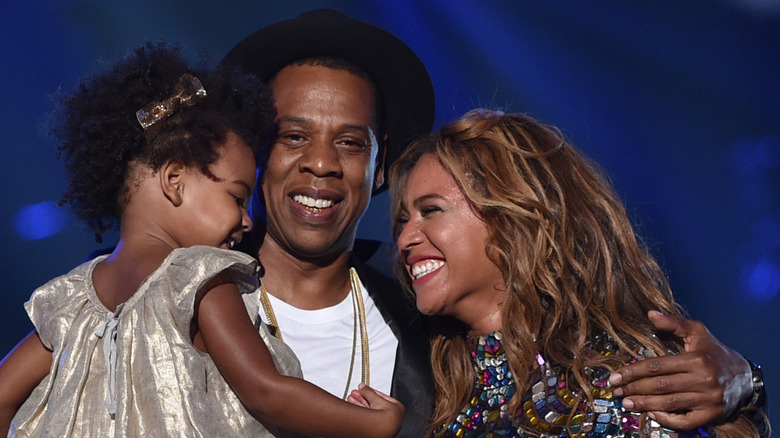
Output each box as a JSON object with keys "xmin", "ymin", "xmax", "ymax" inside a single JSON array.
[{"xmin": 440, "ymin": 332, "xmax": 684, "ymax": 438}]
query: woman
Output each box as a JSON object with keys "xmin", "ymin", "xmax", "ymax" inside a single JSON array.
[{"xmin": 389, "ymin": 109, "xmax": 764, "ymax": 437}]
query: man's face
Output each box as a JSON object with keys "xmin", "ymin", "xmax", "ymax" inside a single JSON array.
[{"xmin": 261, "ymin": 64, "xmax": 385, "ymax": 261}]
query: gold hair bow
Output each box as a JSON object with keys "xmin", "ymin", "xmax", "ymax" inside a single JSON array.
[{"xmin": 136, "ymin": 73, "xmax": 207, "ymax": 141}]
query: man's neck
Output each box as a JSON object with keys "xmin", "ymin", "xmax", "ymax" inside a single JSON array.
[{"xmin": 257, "ymin": 237, "xmax": 354, "ymax": 310}]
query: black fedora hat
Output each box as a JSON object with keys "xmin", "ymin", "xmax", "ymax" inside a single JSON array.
[{"xmin": 221, "ymin": 9, "xmax": 435, "ymax": 194}]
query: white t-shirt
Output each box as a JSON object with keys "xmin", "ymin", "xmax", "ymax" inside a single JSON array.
[{"xmin": 258, "ymin": 275, "xmax": 398, "ymax": 397}]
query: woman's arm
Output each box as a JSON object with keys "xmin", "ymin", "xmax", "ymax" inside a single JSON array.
[
  {"xmin": 0, "ymin": 331, "xmax": 53, "ymax": 434},
  {"xmin": 194, "ymin": 273, "xmax": 404, "ymax": 438}
]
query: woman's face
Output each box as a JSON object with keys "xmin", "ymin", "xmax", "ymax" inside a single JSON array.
[{"xmin": 395, "ymin": 154, "xmax": 505, "ymax": 332}]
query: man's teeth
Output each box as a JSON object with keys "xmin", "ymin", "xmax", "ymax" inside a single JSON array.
[
  {"xmin": 293, "ymin": 194, "xmax": 334, "ymax": 210},
  {"xmin": 228, "ymin": 240, "xmax": 235, "ymax": 249},
  {"xmin": 412, "ymin": 260, "xmax": 444, "ymax": 279}
]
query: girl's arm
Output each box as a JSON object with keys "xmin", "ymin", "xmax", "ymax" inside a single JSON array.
[
  {"xmin": 0, "ymin": 331, "xmax": 52, "ymax": 434},
  {"xmin": 194, "ymin": 273, "xmax": 404, "ymax": 438}
]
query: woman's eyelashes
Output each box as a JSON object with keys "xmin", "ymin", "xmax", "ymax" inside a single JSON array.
[
  {"xmin": 420, "ymin": 204, "xmax": 443, "ymax": 216},
  {"xmin": 396, "ymin": 204, "xmax": 443, "ymax": 223}
]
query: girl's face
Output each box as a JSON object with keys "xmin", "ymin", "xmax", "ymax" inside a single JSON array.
[
  {"xmin": 176, "ymin": 131, "xmax": 256, "ymax": 249},
  {"xmin": 395, "ymin": 154, "xmax": 505, "ymax": 332}
]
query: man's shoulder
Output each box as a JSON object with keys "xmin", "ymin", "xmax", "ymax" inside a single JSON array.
[
  {"xmin": 351, "ymin": 239, "xmax": 406, "ymax": 303},
  {"xmin": 351, "ymin": 239, "xmax": 424, "ymax": 331},
  {"xmin": 352, "ymin": 238, "xmax": 396, "ymax": 279}
]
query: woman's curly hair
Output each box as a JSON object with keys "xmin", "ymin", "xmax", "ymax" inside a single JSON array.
[
  {"xmin": 54, "ymin": 41, "xmax": 273, "ymax": 241},
  {"xmin": 390, "ymin": 109, "xmax": 764, "ymax": 437}
]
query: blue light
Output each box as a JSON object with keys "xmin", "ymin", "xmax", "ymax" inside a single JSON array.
[
  {"xmin": 742, "ymin": 259, "xmax": 780, "ymax": 302},
  {"xmin": 13, "ymin": 202, "xmax": 67, "ymax": 241}
]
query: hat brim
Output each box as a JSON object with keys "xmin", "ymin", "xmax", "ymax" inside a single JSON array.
[{"xmin": 221, "ymin": 9, "xmax": 435, "ymax": 195}]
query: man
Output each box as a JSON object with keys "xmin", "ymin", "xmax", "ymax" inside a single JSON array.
[
  {"xmin": 222, "ymin": 9, "xmax": 766, "ymax": 436},
  {"xmin": 222, "ymin": 10, "xmax": 435, "ymax": 436}
]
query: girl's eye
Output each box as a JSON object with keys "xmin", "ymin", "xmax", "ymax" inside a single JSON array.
[{"xmin": 395, "ymin": 215, "xmax": 409, "ymax": 225}]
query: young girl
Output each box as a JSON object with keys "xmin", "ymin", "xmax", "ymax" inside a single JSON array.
[{"xmin": 0, "ymin": 43, "xmax": 402, "ymax": 437}]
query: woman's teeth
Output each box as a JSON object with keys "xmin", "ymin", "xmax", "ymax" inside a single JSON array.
[{"xmin": 412, "ymin": 260, "xmax": 444, "ymax": 279}]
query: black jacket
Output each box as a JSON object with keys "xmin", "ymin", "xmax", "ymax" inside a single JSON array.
[{"xmin": 352, "ymin": 240, "xmax": 434, "ymax": 437}]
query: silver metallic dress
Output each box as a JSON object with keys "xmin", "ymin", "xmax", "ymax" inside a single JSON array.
[{"xmin": 10, "ymin": 246, "xmax": 302, "ymax": 437}]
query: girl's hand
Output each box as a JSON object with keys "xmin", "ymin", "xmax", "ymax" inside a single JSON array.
[
  {"xmin": 348, "ymin": 384, "xmax": 404, "ymax": 436},
  {"xmin": 347, "ymin": 388, "xmax": 369, "ymax": 407}
]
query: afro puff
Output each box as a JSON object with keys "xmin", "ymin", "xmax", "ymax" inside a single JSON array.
[{"xmin": 54, "ymin": 41, "xmax": 273, "ymax": 240}]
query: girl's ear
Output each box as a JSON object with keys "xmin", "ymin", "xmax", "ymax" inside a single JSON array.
[{"xmin": 160, "ymin": 159, "xmax": 187, "ymax": 207}]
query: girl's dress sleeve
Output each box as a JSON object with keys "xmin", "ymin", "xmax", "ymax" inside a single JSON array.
[
  {"xmin": 166, "ymin": 246, "xmax": 302, "ymax": 378},
  {"xmin": 24, "ymin": 257, "xmax": 104, "ymax": 350}
]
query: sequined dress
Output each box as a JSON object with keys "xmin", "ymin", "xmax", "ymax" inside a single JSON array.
[
  {"xmin": 9, "ymin": 246, "xmax": 302, "ymax": 437},
  {"xmin": 440, "ymin": 331, "xmax": 695, "ymax": 438}
]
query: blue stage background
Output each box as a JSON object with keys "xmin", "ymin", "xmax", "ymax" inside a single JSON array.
[{"xmin": 2, "ymin": 1, "xmax": 778, "ymax": 428}]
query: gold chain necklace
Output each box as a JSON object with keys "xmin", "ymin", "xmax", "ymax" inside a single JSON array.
[{"xmin": 259, "ymin": 267, "xmax": 370, "ymax": 399}]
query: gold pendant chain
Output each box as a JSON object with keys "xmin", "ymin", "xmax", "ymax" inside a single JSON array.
[
  {"xmin": 259, "ymin": 282, "xmax": 283, "ymax": 341},
  {"xmin": 259, "ymin": 267, "xmax": 370, "ymax": 399},
  {"xmin": 350, "ymin": 267, "xmax": 370, "ymax": 386}
]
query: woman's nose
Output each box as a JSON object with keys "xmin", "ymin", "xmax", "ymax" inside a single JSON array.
[{"xmin": 396, "ymin": 220, "xmax": 423, "ymax": 252}]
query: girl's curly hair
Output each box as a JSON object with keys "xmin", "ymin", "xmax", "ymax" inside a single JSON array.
[{"xmin": 54, "ymin": 41, "xmax": 273, "ymax": 241}]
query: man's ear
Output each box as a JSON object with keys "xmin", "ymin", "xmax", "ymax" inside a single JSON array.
[
  {"xmin": 160, "ymin": 159, "xmax": 187, "ymax": 207},
  {"xmin": 374, "ymin": 134, "xmax": 388, "ymax": 190}
]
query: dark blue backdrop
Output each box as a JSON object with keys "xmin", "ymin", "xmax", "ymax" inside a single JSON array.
[{"xmin": 2, "ymin": 1, "xmax": 778, "ymax": 428}]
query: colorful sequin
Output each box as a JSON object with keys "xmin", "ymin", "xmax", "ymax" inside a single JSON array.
[{"xmin": 439, "ymin": 332, "xmax": 684, "ymax": 438}]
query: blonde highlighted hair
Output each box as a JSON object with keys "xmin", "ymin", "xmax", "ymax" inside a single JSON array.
[{"xmin": 390, "ymin": 110, "xmax": 762, "ymax": 437}]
